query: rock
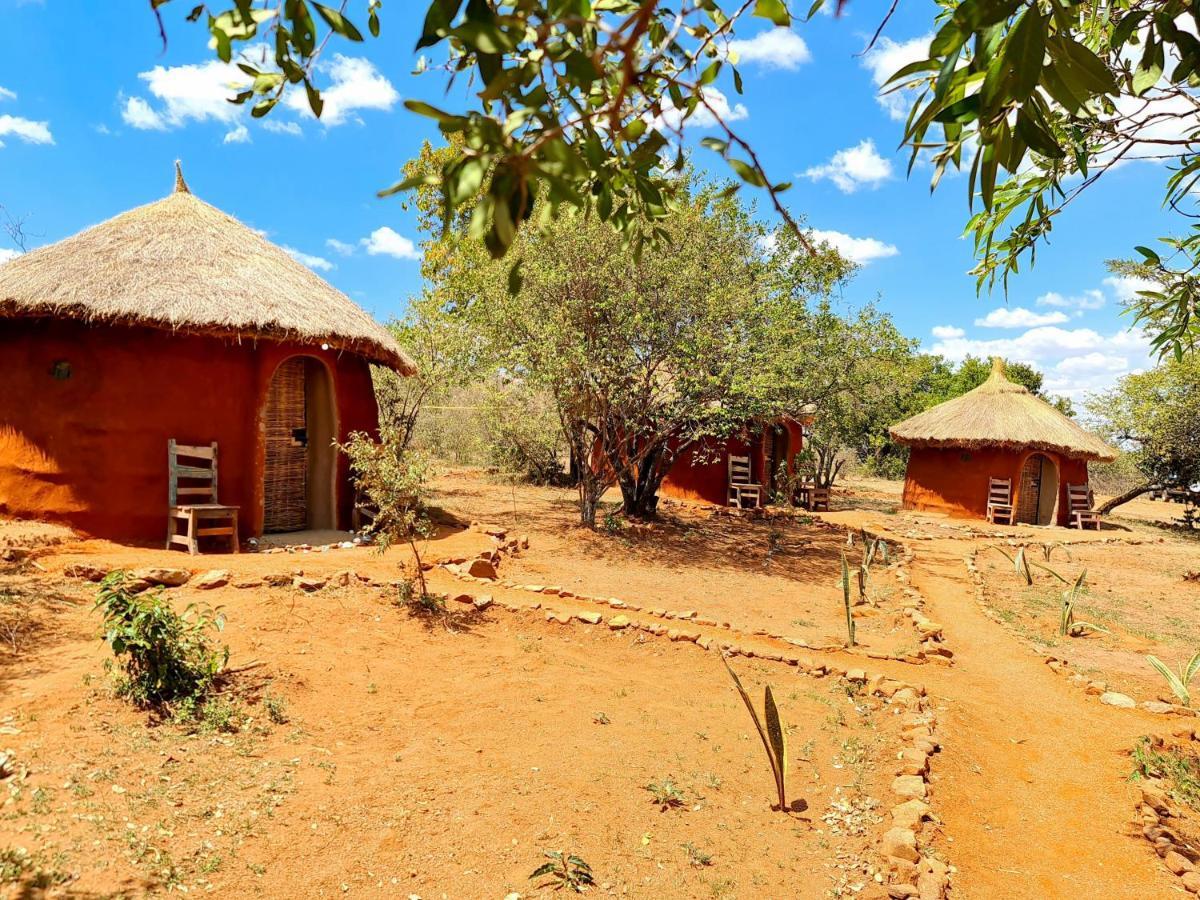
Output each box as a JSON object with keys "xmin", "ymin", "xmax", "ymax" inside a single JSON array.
[
  {"xmin": 262, "ymin": 573, "xmax": 292, "ymax": 587},
  {"xmin": 891, "ymin": 799, "xmax": 931, "ymax": 830},
  {"xmin": 846, "ymin": 668, "xmax": 867, "ymax": 682},
  {"xmin": 917, "ymin": 861, "xmax": 949, "ymax": 900},
  {"xmin": 329, "ymin": 569, "xmax": 357, "ymax": 587},
  {"xmin": 473, "ymin": 595, "xmax": 493, "ymax": 611},
  {"xmin": 233, "ymin": 579, "xmax": 259, "ymax": 589},
  {"xmin": 467, "ymin": 559, "xmax": 498, "ymax": 579},
  {"xmin": 576, "ymin": 611, "xmax": 602, "ymax": 625},
  {"xmin": 887, "ymin": 885, "xmax": 919, "ymax": 900},
  {"xmin": 881, "ymin": 827, "xmax": 920, "ymax": 863},
  {"xmin": 892, "ymin": 775, "xmax": 927, "ymax": 801},
  {"xmin": 1167, "ymin": 851, "xmax": 1195, "ymax": 876},
  {"xmin": 132, "ymin": 567, "xmax": 191, "ymax": 587},
  {"xmin": 1142, "ymin": 781, "xmax": 1172, "ymax": 816},
  {"xmin": 1085, "ymin": 680, "xmax": 1106, "ymax": 696},
  {"xmin": 293, "ymin": 576, "xmax": 326, "ymax": 592},
  {"xmin": 608, "ymin": 615, "xmax": 630, "ymax": 630},
  {"xmin": 896, "ymin": 748, "xmax": 929, "ymax": 777},
  {"xmin": 194, "ymin": 570, "xmax": 230, "ymax": 590},
  {"xmin": 63, "ymin": 563, "xmax": 108, "ymax": 582},
  {"xmin": 1100, "ymin": 691, "xmax": 1137, "ymax": 708},
  {"xmin": 1181, "ymin": 871, "xmax": 1200, "ymax": 894},
  {"xmin": 1143, "ymin": 701, "xmax": 1176, "ymax": 715}
]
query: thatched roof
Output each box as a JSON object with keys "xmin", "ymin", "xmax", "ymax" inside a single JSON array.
[
  {"xmin": 0, "ymin": 163, "xmax": 414, "ymax": 373},
  {"xmin": 889, "ymin": 358, "xmax": 1118, "ymax": 462}
]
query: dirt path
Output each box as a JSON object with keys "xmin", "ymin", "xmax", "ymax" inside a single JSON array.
[{"xmin": 901, "ymin": 537, "xmax": 1175, "ymax": 899}]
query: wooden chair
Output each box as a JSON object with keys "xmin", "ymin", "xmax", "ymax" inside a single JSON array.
[
  {"xmin": 1067, "ymin": 483, "xmax": 1102, "ymax": 530},
  {"xmin": 727, "ymin": 454, "xmax": 762, "ymax": 509},
  {"xmin": 808, "ymin": 485, "xmax": 830, "ymax": 512},
  {"xmin": 986, "ymin": 477, "xmax": 1014, "ymax": 525},
  {"xmin": 166, "ymin": 440, "xmax": 239, "ymax": 554}
]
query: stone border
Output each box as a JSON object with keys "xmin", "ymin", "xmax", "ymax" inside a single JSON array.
[
  {"xmin": 1134, "ymin": 730, "xmax": 1200, "ymax": 894},
  {"xmin": 964, "ymin": 547, "xmax": 1194, "ymax": 718}
]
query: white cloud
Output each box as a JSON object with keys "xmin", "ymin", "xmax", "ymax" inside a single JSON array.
[
  {"xmin": 0, "ymin": 87, "xmax": 16, "ymax": 102},
  {"xmin": 974, "ymin": 307, "xmax": 1070, "ymax": 329},
  {"xmin": 283, "ymin": 55, "xmax": 398, "ymax": 126},
  {"xmin": 223, "ymin": 123, "xmax": 250, "ymax": 144},
  {"xmin": 803, "ymin": 140, "xmax": 892, "ymax": 193},
  {"xmin": 361, "ymin": 226, "xmax": 419, "ymax": 260},
  {"xmin": 120, "ymin": 96, "xmax": 165, "ymax": 130},
  {"xmin": 1035, "ymin": 289, "xmax": 1106, "ymax": 311},
  {"xmin": 651, "ymin": 87, "xmax": 748, "ymax": 131},
  {"xmin": 931, "ymin": 325, "xmax": 965, "ymax": 340},
  {"xmin": 808, "ymin": 229, "xmax": 899, "ymax": 265},
  {"xmin": 262, "ymin": 119, "xmax": 303, "ymax": 136},
  {"xmin": 929, "ymin": 324, "xmax": 1154, "ymax": 399},
  {"xmin": 0, "ymin": 114, "xmax": 53, "ymax": 146},
  {"xmin": 861, "ymin": 33, "xmax": 933, "ymax": 120},
  {"xmin": 325, "ymin": 238, "xmax": 356, "ymax": 256},
  {"xmin": 282, "ymin": 245, "xmax": 335, "ymax": 272},
  {"xmin": 0, "ymin": 247, "xmax": 20, "ymax": 264},
  {"xmin": 727, "ymin": 29, "xmax": 811, "ymax": 70},
  {"xmin": 1103, "ymin": 274, "xmax": 1160, "ymax": 304}
]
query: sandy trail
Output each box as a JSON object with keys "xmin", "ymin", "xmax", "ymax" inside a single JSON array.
[{"xmin": 899, "ymin": 537, "xmax": 1173, "ymax": 899}]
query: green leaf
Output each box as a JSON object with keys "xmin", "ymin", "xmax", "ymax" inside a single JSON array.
[
  {"xmin": 752, "ymin": 0, "xmax": 790, "ymax": 28},
  {"xmin": 1136, "ymin": 245, "xmax": 1163, "ymax": 265},
  {"xmin": 452, "ymin": 20, "xmax": 517, "ymax": 54},
  {"xmin": 417, "ymin": 0, "xmax": 463, "ymax": 50},
  {"xmin": 700, "ymin": 136, "xmax": 729, "ymax": 155},
  {"xmin": 1005, "ymin": 9, "xmax": 1046, "ymax": 102},
  {"xmin": 763, "ymin": 685, "xmax": 787, "ymax": 809},
  {"xmin": 312, "ymin": 3, "xmax": 363, "ymax": 40},
  {"xmin": 728, "ymin": 158, "xmax": 767, "ymax": 187}
]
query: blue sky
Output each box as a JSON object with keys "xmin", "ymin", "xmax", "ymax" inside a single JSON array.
[{"xmin": 0, "ymin": 0, "xmax": 1170, "ymax": 402}]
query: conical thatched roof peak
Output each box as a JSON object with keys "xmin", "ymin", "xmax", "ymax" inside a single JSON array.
[
  {"xmin": 889, "ymin": 357, "xmax": 1117, "ymax": 461},
  {"xmin": 0, "ymin": 165, "xmax": 414, "ymax": 373}
]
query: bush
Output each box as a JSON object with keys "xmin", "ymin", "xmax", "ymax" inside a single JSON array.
[
  {"xmin": 340, "ymin": 429, "xmax": 431, "ymax": 550},
  {"xmin": 95, "ymin": 572, "xmax": 228, "ymax": 711},
  {"xmin": 484, "ymin": 384, "xmax": 568, "ymax": 485}
]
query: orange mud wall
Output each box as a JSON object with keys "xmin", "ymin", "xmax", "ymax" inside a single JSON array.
[
  {"xmin": 661, "ymin": 420, "xmax": 805, "ymax": 506},
  {"xmin": 901, "ymin": 445, "xmax": 1089, "ymax": 526},
  {"xmin": 0, "ymin": 319, "xmax": 380, "ymax": 542}
]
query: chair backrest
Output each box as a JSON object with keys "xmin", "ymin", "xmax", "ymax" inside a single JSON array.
[
  {"xmin": 1066, "ymin": 483, "xmax": 1091, "ymax": 512},
  {"xmin": 168, "ymin": 440, "xmax": 219, "ymax": 506},
  {"xmin": 729, "ymin": 454, "xmax": 754, "ymax": 486},
  {"xmin": 988, "ymin": 477, "xmax": 1012, "ymax": 505}
]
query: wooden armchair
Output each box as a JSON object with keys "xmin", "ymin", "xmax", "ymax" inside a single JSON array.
[
  {"xmin": 727, "ymin": 454, "xmax": 762, "ymax": 509},
  {"xmin": 986, "ymin": 477, "xmax": 1014, "ymax": 525},
  {"xmin": 1067, "ymin": 483, "xmax": 1101, "ymax": 530},
  {"xmin": 166, "ymin": 440, "xmax": 239, "ymax": 554}
]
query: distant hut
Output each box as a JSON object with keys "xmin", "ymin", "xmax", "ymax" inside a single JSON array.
[
  {"xmin": 0, "ymin": 163, "xmax": 414, "ymax": 542},
  {"xmin": 888, "ymin": 359, "xmax": 1117, "ymax": 526},
  {"xmin": 660, "ymin": 416, "xmax": 807, "ymax": 507}
]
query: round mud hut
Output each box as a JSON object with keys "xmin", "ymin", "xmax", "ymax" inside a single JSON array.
[
  {"xmin": 0, "ymin": 163, "xmax": 414, "ymax": 543},
  {"xmin": 888, "ymin": 358, "xmax": 1117, "ymax": 526}
]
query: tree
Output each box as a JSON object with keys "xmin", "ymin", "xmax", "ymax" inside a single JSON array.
[
  {"xmin": 1087, "ymin": 355, "xmax": 1200, "ymax": 514},
  {"xmin": 417, "ymin": 154, "xmax": 852, "ymax": 525},
  {"xmin": 882, "ymin": 0, "xmax": 1200, "ymax": 358}
]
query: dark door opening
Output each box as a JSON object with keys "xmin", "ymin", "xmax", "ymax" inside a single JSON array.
[{"xmin": 262, "ymin": 357, "xmax": 336, "ymax": 533}]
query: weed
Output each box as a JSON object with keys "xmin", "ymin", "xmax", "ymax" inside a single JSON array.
[
  {"xmin": 0, "ymin": 847, "xmax": 69, "ymax": 889},
  {"xmin": 94, "ymin": 572, "xmax": 228, "ymax": 712},
  {"xmin": 1132, "ymin": 737, "xmax": 1200, "ymax": 810},
  {"xmin": 529, "ymin": 849, "xmax": 595, "ymax": 893},
  {"xmin": 1147, "ymin": 651, "xmax": 1200, "ymax": 706},
  {"xmin": 263, "ymin": 693, "xmax": 289, "ymax": 724},
  {"xmin": 721, "ymin": 655, "xmax": 789, "ymax": 811},
  {"xmin": 602, "ymin": 511, "xmax": 625, "ymax": 534},
  {"xmin": 592, "ymin": 711, "xmax": 610, "ymax": 725},
  {"xmin": 646, "ymin": 777, "xmax": 687, "ymax": 810},
  {"xmin": 192, "ymin": 697, "xmax": 239, "ymax": 734},
  {"xmin": 682, "ymin": 842, "xmax": 714, "ymax": 867}
]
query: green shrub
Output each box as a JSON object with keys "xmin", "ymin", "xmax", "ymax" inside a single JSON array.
[
  {"xmin": 340, "ymin": 430, "xmax": 430, "ymax": 551},
  {"xmin": 94, "ymin": 572, "xmax": 228, "ymax": 711}
]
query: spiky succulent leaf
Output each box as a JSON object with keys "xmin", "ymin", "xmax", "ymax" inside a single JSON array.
[{"xmin": 763, "ymin": 684, "xmax": 787, "ymax": 809}]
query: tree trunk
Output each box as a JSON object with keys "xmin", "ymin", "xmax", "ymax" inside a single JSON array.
[
  {"xmin": 1097, "ymin": 481, "xmax": 1158, "ymax": 515},
  {"xmin": 615, "ymin": 443, "xmax": 668, "ymax": 520},
  {"xmin": 578, "ymin": 482, "xmax": 600, "ymax": 528}
]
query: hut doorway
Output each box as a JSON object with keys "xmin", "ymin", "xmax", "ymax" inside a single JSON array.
[
  {"xmin": 1016, "ymin": 453, "xmax": 1059, "ymax": 526},
  {"xmin": 262, "ymin": 357, "xmax": 336, "ymax": 533},
  {"xmin": 765, "ymin": 424, "xmax": 790, "ymax": 496}
]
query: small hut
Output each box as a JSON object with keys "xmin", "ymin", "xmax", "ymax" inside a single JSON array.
[
  {"xmin": 660, "ymin": 417, "xmax": 807, "ymax": 507},
  {"xmin": 0, "ymin": 163, "xmax": 415, "ymax": 542},
  {"xmin": 888, "ymin": 358, "xmax": 1117, "ymax": 526}
]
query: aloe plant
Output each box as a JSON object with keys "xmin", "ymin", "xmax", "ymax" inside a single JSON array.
[
  {"xmin": 1040, "ymin": 541, "xmax": 1071, "ymax": 563},
  {"xmin": 990, "ymin": 545, "xmax": 1033, "ymax": 585},
  {"xmin": 721, "ymin": 655, "xmax": 788, "ymax": 811},
  {"xmin": 1147, "ymin": 652, "xmax": 1200, "ymax": 706},
  {"xmin": 863, "ymin": 536, "xmax": 889, "ymax": 570},
  {"xmin": 840, "ymin": 551, "xmax": 856, "ymax": 646},
  {"xmin": 1058, "ymin": 569, "xmax": 1106, "ymax": 636}
]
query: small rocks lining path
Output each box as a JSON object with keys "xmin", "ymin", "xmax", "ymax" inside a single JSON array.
[
  {"xmin": 839, "ymin": 519, "xmax": 1180, "ymax": 900},
  {"xmin": 1136, "ymin": 730, "xmax": 1200, "ymax": 895},
  {"xmin": 432, "ymin": 524, "xmax": 953, "ymax": 899}
]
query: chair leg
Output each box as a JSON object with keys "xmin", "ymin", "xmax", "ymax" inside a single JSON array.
[
  {"xmin": 187, "ymin": 510, "xmax": 199, "ymax": 555},
  {"xmin": 229, "ymin": 511, "xmax": 240, "ymax": 554},
  {"xmin": 166, "ymin": 516, "xmax": 174, "ymax": 551}
]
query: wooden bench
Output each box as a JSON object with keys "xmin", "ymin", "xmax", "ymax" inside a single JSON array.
[
  {"xmin": 1067, "ymin": 482, "xmax": 1102, "ymax": 530},
  {"xmin": 986, "ymin": 477, "xmax": 1014, "ymax": 525},
  {"xmin": 727, "ymin": 454, "xmax": 762, "ymax": 509},
  {"xmin": 166, "ymin": 440, "xmax": 239, "ymax": 554}
]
